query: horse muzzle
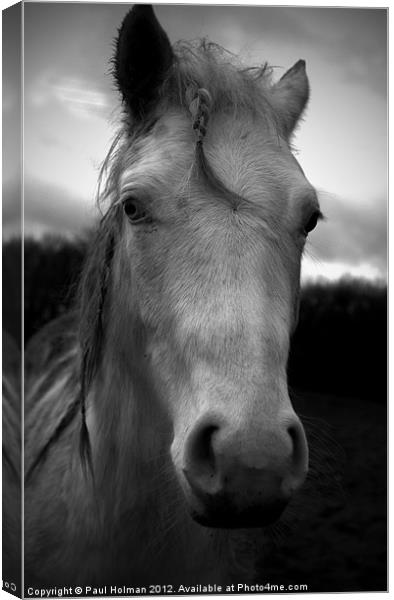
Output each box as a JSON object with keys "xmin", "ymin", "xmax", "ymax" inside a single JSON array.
[{"xmin": 176, "ymin": 411, "xmax": 308, "ymax": 528}]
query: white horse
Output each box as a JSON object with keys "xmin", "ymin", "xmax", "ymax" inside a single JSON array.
[{"xmin": 17, "ymin": 4, "xmax": 323, "ymax": 589}]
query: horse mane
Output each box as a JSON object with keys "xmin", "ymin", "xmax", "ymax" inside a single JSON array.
[
  {"xmin": 170, "ymin": 40, "xmax": 275, "ymax": 118},
  {"xmin": 76, "ymin": 205, "xmax": 121, "ymax": 474}
]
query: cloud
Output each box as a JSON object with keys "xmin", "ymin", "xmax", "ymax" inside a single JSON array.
[
  {"xmin": 23, "ymin": 176, "xmax": 97, "ymax": 237},
  {"xmin": 28, "ymin": 71, "xmax": 110, "ymax": 119},
  {"xmin": 3, "ymin": 179, "xmax": 22, "ymax": 237},
  {"xmin": 3, "ymin": 176, "xmax": 95, "ymax": 239},
  {"xmin": 306, "ymin": 192, "xmax": 387, "ymax": 275},
  {"xmin": 274, "ymin": 8, "xmax": 387, "ymax": 95},
  {"xmin": 158, "ymin": 6, "xmax": 386, "ymax": 97}
]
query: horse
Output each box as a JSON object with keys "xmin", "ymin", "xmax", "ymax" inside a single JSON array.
[{"xmin": 20, "ymin": 4, "xmax": 324, "ymax": 588}]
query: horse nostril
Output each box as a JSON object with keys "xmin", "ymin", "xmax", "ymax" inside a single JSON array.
[
  {"xmin": 188, "ymin": 424, "xmax": 218, "ymax": 475},
  {"xmin": 284, "ymin": 418, "xmax": 309, "ymax": 493},
  {"xmin": 184, "ymin": 420, "xmax": 221, "ymax": 494}
]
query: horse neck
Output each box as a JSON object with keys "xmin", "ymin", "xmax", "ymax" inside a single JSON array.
[
  {"xmin": 87, "ymin": 324, "xmax": 173, "ymax": 507},
  {"xmin": 82, "ymin": 327, "xmax": 212, "ymax": 570}
]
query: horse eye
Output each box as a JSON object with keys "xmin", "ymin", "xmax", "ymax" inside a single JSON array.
[
  {"xmin": 122, "ymin": 198, "xmax": 151, "ymax": 224},
  {"xmin": 303, "ymin": 210, "xmax": 321, "ymax": 235}
]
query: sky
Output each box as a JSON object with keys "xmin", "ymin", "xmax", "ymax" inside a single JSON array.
[{"xmin": 3, "ymin": 2, "xmax": 387, "ymax": 282}]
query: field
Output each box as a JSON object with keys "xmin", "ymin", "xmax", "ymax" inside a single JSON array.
[{"xmin": 260, "ymin": 391, "xmax": 387, "ymax": 592}]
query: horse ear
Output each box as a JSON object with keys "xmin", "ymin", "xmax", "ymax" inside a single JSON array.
[
  {"xmin": 271, "ymin": 60, "xmax": 309, "ymax": 138},
  {"xmin": 114, "ymin": 5, "xmax": 174, "ymax": 119}
]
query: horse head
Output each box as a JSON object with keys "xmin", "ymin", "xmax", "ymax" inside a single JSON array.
[{"xmin": 82, "ymin": 5, "xmax": 322, "ymax": 530}]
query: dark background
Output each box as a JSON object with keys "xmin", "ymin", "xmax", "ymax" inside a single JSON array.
[{"xmin": 3, "ymin": 235, "xmax": 387, "ymax": 592}]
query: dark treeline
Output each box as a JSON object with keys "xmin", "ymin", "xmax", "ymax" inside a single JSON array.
[
  {"xmin": 3, "ymin": 236, "xmax": 387, "ymax": 401},
  {"xmin": 288, "ymin": 278, "xmax": 387, "ymax": 402},
  {"xmin": 3, "ymin": 236, "xmax": 87, "ymax": 344}
]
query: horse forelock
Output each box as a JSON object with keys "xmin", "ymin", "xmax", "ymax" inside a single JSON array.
[
  {"xmin": 170, "ymin": 40, "xmax": 275, "ymax": 119},
  {"xmin": 98, "ymin": 39, "xmax": 280, "ymax": 212},
  {"xmin": 159, "ymin": 41, "xmax": 281, "ymax": 201}
]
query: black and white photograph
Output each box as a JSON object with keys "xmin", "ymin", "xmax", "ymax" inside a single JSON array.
[{"xmin": 2, "ymin": 1, "xmax": 387, "ymax": 597}]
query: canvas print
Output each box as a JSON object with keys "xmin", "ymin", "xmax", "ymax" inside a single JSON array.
[{"xmin": 3, "ymin": 2, "xmax": 387, "ymax": 597}]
